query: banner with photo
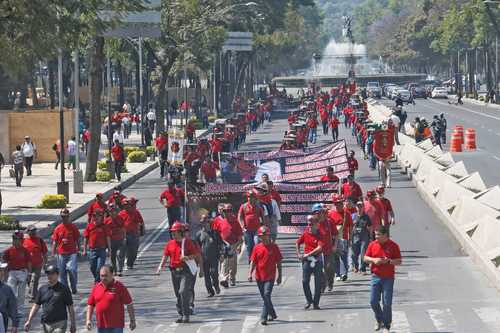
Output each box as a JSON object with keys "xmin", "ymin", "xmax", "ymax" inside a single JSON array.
[{"xmin": 187, "ymin": 182, "xmax": 339, "ymax": 234}]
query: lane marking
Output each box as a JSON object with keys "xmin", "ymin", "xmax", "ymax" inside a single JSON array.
[
  {"xmin": 137, "ymin": 218, "xmax": 171, "ymax": 259},
  {"xmin": 492, "ymin": 156, "xmax": 500, "ymax": 162},
  {"xmin": 430, "ymin": 100, "xmax": 500, "ymax": 121},
  {"xmin": 427, "ymin": 308, "xmax": 457, "ymax": 332},
  {"xmin": 391, "ymin": 311, "xmax": 411, "ymax": 333},
  {"xmin": 138, "ymin": 217, "xmax": 169, "ymax": 253},
  {"xmin": 334, "ymin": 312, "xmax": 360, "ymax": 329},
  {"xmin": 196, "ymin": 319, "xmax": 222, "ymax": 333},
  {"xmin": 473, "ymin": 307, "xmax": 500, "ymax": 330},
  {"xmin": 241, "ymin": 315, "xmax": 260, "ymax": 333}
]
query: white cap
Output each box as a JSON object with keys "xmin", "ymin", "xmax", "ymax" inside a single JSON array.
[{"xmin": 0, "ymin": 262, "xmax": 8, "ymax": 269}]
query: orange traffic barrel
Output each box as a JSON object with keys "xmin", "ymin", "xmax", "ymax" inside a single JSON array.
[
  {"xmin": 465, "ymin": 128, "xmax": 476, "ymax": 150},
  {"xmin": 454, "ymin": 125, "xmax": 464, "ymax": 144},
  {"xmin": 450, "ymin": 131, "xmax": 463, "ymax": 152}
]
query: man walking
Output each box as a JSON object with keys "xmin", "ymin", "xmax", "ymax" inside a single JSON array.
[
  {"xmin": 439, "ymin": 113, "xmax": 447, "ymax": 145},
  {"xmin": 296, "ymin": 215, "xmax": 324, "ymax": 310},
  {"xmin": 83, "ymin": 209, "xmax": 111, "ymax": 283},
  {"xmin": 11, "ymin": 145, "xmax": 24, "ymax": 187},
  {"xmin": 86, "ymin": 265, "xmax": 136, "ymax": 332},
  {"xmin": 21, "ymin": 136, "xmax": 36, "ymax": 176},
  {"xmin": 0, "ymin": 262, "xmax": 19, "ymax": 333},
  {"xmin": 51, "ymin": 209, "xmax": 80, "ymax": 294},
  {"xmin": 3, "ymin": 231, "xmax": 31, "ymax": 311},
  {"xmin": 328, "ymin": 194, "xmax": 352, "ymax": 282},
  {"xmin": 351, "ymin": 201, "xmax": 372, "ymax": 274},
  {"xmin": 248, "ymin": 226, "xmax": 282, "ymax": 326},
  {"xmin": 23, "ymin": 226, "xmax": 48, "ymax": 302},
  {"xmin": 195, "ymin": 216, "xmax": 222, "ymax": 297},
  {"xmin": 111, "ymin": 139, "xmax": 125, "ymax": 182},
  {"xmin": 364, "ymin": 226, "xmax": 402, "ymax": 333},
  {"xmin": 66, "ymin": 137, "xmax": 77, "ymax": 170},
  {"xmin": 105, "ymin": 203, "xmax": 126, "ymax": 276},
  {"xmin": 238, "ymin": 191, "xmax": 265, "ymax": 262},
  {"xmin": 118, "ymin": 199, "xmax": 144, "ymax": 270},
  {"xmin": 24, "ymin": 265, "xmax": 76, "ymax": 333},
  {"xmin": 159, "ymin": 180, "xmax": 185, "ymax": 231}
]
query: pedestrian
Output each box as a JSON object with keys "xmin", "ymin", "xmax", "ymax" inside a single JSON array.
[
  {"xmin": 341, "ymin": 174, "xmax": 363, "ymax": 203},
  {"xmin": 147, "ymin": 105, "xmax": 156, "ymax": 131},
  {"xmin": 351, "ymin": 201, "xmax": 372, "ymax": 274},
  {"xmin": 296, "ymin": 215, "xmax": 323, "ymax": 310},
  {"xmin": 0, "ymin": 262, "xmax": 19, "ymax": 333},
  {"xmin": 21, "ymin": 136, "xmax": 36, "ymax": 176},
  {"xmin": 144, "ymin": 123, "xmax": 153, "ymax": 147},
  {"xmin": 86, "ymin": 265, "xmax": 136, "ymax": 332},
  {"xmin": 328, "ymin": 194, "xmax": 352, "ymax": 282},
  {"xmin": 155, "ymin": 133, "xmax": 169, "ymax": 178},
  {"xmin": 52, "ymin": 140, "xmax": 61, "ymax": 170},
  {"xmin": 83, "ymin": 209, "xmax": 111, "ymax": 283},
  {"xmin": 118, "ymin": 199, "xmax": 144, "ymax": 271},
  {"xmin": 122, "ymin": 114, "xmax": 130, "ymax": 139},
  {"xmin": 182, "ymin": 224, "xmax": 203, "ymax": 316},
  {"xmin": 156, "ymin": 222, "xmax": 200, "ymax": 323},
  {"xmin": 347, "ymin": 151, "xmax": 359, "ymax": 178},
  {"xmin": 105, "ymin": 203, "xmax": 126, "ymax": 277},
  {"xmin": 364, "ymin": 226, "xmax": 402, "ymax": 333},
  {"xmin": 107, "ymin": 186, "xmax": 126, "ymax": 209},
  {"xmin": 329, "ymin": 115, "xmax": 340, "ymax": 142},
  {"xmin": 51, "ymin": 209, "xmax": 80, "ymax": 294},
  {"xmin": 311, "ymin": 203, "xmax": 336, "ymax": 292},
  {"xmin": 112, "ymin": 128, "xmax": 124, "ymax": 146},
  {"xmin": 364, "ymin": 191, "xmax": 385, "ymax": 239},
  {"xmin": 24, "ymin": 265, "xmax": 76, "ymax": 333},
  {"xmin": 215, "ymin": 203, "xmax": 243, "ymax": 288},
  {"xmin": 111, "ymin": 139, "xmax": 125, "ymax": 182},
  {"xmin": 254, "ymin": 184, "xmax": 281, "ymax": 242},
  {"xmin": 66, "ymin": 137, "xmax": 77, "ymax": 170},
  {"xmin": 2, "ymin": 231, "xmax": 31, "ymax": 311},
  {"xmin": 23, "ymin": 225, "xmax": 48, "ymax": 302},
  {"xmin": 248, "ymin": 226, "xmax": 282, "ymax": 326},
  {"xmin": 319, "ymin": 166, "xmax": 339, "ymax": 183},
  {"xmin": 87, "ymin": 193, "xmax": 107, "ymax": 224},
  {"xmin": 159, "ymin": 179, "xmax": 185, "ymax": 232},
  {"xmin": 195, "ymin": 215, "xmax": 222, "ymax": 297},
  {"xmin": 439, "ymin": 113, "xmax": 447, "ymax": 145},
  {"xmin": 306, "ymin": 115, "xmax": 318, "ymax": 144},
  {"xmin": 200, "ymin": 157, "xmax": 218, "ymax": 183},
  {"xmin": 389, "ymin": 112, "xmax": 401, "ymax": 146},
  {"xmin": 375, "ymin": 186, "xmax": 395, "ymax": 226},
  {"xmin": 431, "ymin": 115, "xmax": 442, "ymax": 149},
  {"xmin": 82, "ymin": 128, "xmax": 90, "ymax": 154},
  {"xmin": 11, "ymin": 145, "xmax": 24, "ymax": 187},
  {"xmin": 238, "ymin": 191, "xmax": 265, "ymax": 262}
]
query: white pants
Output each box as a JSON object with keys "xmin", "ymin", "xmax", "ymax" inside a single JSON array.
[
  {"xmin": 378, "ymin": 160, "xmax": 392, "ymax": 188},
  {"xmin": 7, "ymin": 269, "xmax": 27, "ymax": 310}
]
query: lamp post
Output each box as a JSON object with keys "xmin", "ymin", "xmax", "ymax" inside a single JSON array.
[
  {"xmin": 57, "ymin": 48, "xmax": 69, "ymax": 201},
  {"xmin": 107, "ymin": 56, "xmax": 115, "ymax": 179},
  {"xmin": 73, "ymin": 49, "xmax": 84, "ymax": 193}
]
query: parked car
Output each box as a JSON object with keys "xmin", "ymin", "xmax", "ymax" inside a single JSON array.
[
  {"xmin": 383, "ymin": 84, "xmax": 397, "ymax": 98},
  {"xmin": 412, "ymin": 86, "xmax": 428, "ymax": 99},
  {"xmin": 366, "ymin": 82, "xmax": 382, "ymax": 98},
  {"xmin": 394, "ymin": 89, "xmax": 412, "ymax": 103},
  {"xmin": 389, "ymin": 86, "xmax": 404, "ymax": 100},
  {"xmin": 431, "ymin": 87, "xmax": 448, "ymax": 99}
]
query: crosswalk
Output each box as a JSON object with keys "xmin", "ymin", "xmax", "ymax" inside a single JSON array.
[{"xmin": 133, "ymin": 306, "xmax": 500, "ymax": 333}]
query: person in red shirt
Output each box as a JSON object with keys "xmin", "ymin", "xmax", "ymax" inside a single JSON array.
[
  {"xmin": 328, "ymin": 194, "xmax": 352, "ymax": 282},
  {"xmin": 118, "ymin": 199, "xmax": 144, "ymax": 270},
  {"xmin": 209, "ymin": 133, "xmax": 224, "ymax": 162},
  {"xmin": 364, "ymin": 226, "xmax": 402, "ymax": 332},
  {"xmin": 51, "ymin": 209, "xmax": 80, "ymax": 294},
  {"xmin": 341, "ymin": 174, "xmax": 363, "ymax": 202},
  {"xmin": 320, "ymin": 108, "xmax": 329, "ymax": 135},
  {"xmin": 86, "ymin": 265, "xmax": 136, "ymax": 332},
  {"xmin": 329, "ymin": 115, "xmax": 340, "ymax": 142},
  {"xmin": 200, "ymin": 157, "xmax": 218, "ymax": 183},
  {"xmin": 105, "ymin": 203, "xmax": 126, "ymax": 276},
  {"xmin": 155, "ymin": 132, "xmax": 169, "ymax": 178},
  {"xmin": 156, "ymin": 222, "xmax": 200, "ymax": 323},
  {"xmin": 238, "ymin": 191, "xmax": 265, "ymax": 262},
  {"xmin": 306, "ymin": 115, "xmax": 319, "ymax": 144},
  {"xmin": 107, "ymin": 186, "xmax": 127, "ymax": 209},
  {"xmin": 3, "ymin": 230, "xmax": 32, "ymax": 309},
  {"xmin": 83, "ymin": 209, "xmax": 111, "ymax": 283},
  {"xmin": 376, "ymin": 186, "xmax": 395, "ymax": 226},
  {"xmin": 23, "ymin": 225, "xmax": 48, "ymax": 301},
  {"xmin": 267, "ymin": 181, "xmax": 282, "ymax": 206},
  {"xmin": 159, "ymin": 179, "xmax": 185, "ymax": 231},
  {"xmin": 364, "ymin": 190, "xmax": 386, "ymax": 239},
  {"xmin": 296, "ymin": 215, "xmax": 324, "ymax": 310},
  {"xmin": 111, "ymin": 139, "xmax": 125, "ymax": 181},
  {"xmin": 311, "ymin": 203, "xmax": 336, "ymax": 292},
  {"xmin": 216, "ymin": 203, "xmax": 243, "ymax": 288},
  {"xmin": 87, "ymin": 193, "xmax": 107, "ymax": 224},
  {"xmin": 185, "ymin": 121, "xmax": 195, "ymax": 143},
  {"xmin": 319, "ymin": 166, "xmax": 339, "ymax": 183},
  {"xmin": 248, "ymin": 226, "xmax": 282, "ymax": 326},
  {"xmin": 347, "ymin": 150, "xmax": 359, "ymax": 178}
]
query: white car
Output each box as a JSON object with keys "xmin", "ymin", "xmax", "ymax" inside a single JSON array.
[
  {"xmin": 431, "ymin": 87, "xmax": 448, "ymax": 99},
  {"xmin": 395, "ymin": 89, "xmax": 412, "ymax": 103}
]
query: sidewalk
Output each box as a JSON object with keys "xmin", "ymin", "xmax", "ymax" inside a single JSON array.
[{"xmin": 448, "ymin": 94, "xmax": 500, "ymax": 110}]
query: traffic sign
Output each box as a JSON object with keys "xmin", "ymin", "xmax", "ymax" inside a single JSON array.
[{"xmin": 223, "ymin": 31, "xmax": 253, "ymax": 52}]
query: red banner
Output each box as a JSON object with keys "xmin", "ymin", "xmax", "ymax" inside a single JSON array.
[{"xmin": 373, "ymin": 129, "xmax": 394, "ymax": 161}]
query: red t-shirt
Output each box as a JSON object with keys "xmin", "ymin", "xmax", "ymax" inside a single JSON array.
[
  {"xmin": 155, "ymin": 136, "xmax": 168, "ymax": 152},
  {"xmin": 297, "ymin": 228, "xmax": 325, "ymax": 254},
  {"xmin": 51, "ymin": 223, "xmax": 80, "ymax": 255},
  {"xmin": 250, "ymin": 243, "xmax": 282, "ymax": 281},
  {"xmin": 88, "ymin": 280, "xmax": 132, "ymax": 329},
  {"xmin": 342, "ymin": 182, "xmax": 363, "ymax": 200},
  {"xmin": 307, "ymin": 118, "xmax": 319, "ymax": 129},
  {"xmin": 104, "ymin": 215, "xmax": 125, "ymax": 241},
  {"xmin": 328, "ymin": 209, "xmax": 353, "ymax": 240},
  {"xmin": 201, "ymin": 161, "xmax": 217, "ymax": 179},
  {"xmin": 160, "ymin": 187, "xmax": 184, "ymax": 208},
  {"xmin": 118, "ymin": 209, "xmax": 144, "ymax": 236},
  {"xmin": 348, "ymin": 158, "xmax": 359, "ymax": 171},
  {"xmin": 163, "ymin": 238, "xmax": 199, "ymax": 269},
  {"xmin": 23, "ymin": 236, "xmax": 47, "ymax": 268},
  {"xmin": 329, "ymin": 118, "xmax": 340, "ymax": 129},
  {"xmin": 238, "ymin": 202, "xmax": 264, "ymax": 232},
  {"xmin": 365, "ymin": 239, "xmax": 401, "ymax": 278},
  {"xmin": 2, "ymin": 246, "xmax": 31, "ymax": 270},
  {"xmin": 210, "ymin": 138, "xmax": 223, "ymax": 153},
  {"xmin": 270, "ymin": 190, "xmax": 282, "ymax": 205},
  {"xmin": 320, "ymin": 174, "xmax": 339, "ymax": 183},
  {"xmin": 111, "ymin": 145, "xmax": 124, "ymax": 162},
  {"xmin": 87, "ymin": 201, "xmax": 107, "ymax": 222},
  {"xmin": 84, "ymin": 222, "xmax": 111, "ymax": 249},
  {"xmin": 376, "ymin": 198, "xmax": 392, "ymax": 225},
  {"xmin": 215, "ymin": 216, "xmax": 243, "ymax": 244},
  {"xmin": 364, "ymin": 200, "xmax": 384, "ymax": 230},
  {"xmin": 320, "ymin": 109, "xmax": 329, "ymax": 122},
  {"xmin": 317, "ymin": 219, "xmax": 333, "ymax": 255}
]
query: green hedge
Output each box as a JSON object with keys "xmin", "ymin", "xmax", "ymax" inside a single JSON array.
[
  {"xmin": 96, "ymin": 171, "xmax": 112, "ymax": 182},
  {"xmin": 97, "ymin": 159, "xmax": 108, "ymax": 171},
  {"xmin": 0, "ymin": 216, "xmax": 20, "ymax": 231},
  {"xmin": 40, "ymin": 194, "xmax": 67, "ymax": 209},
  {"xmin": 127, "ymin": 150, "xmax": 147, "ymax": 163},
  {"xmin": 146, "ymin": 146, "xmax": 155, "ymax": 156},
  {"xmin": 124, "ymin": 146, "xmax": 140, "ymax": 156}
]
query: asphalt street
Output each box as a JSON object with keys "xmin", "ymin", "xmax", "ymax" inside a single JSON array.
[
  {"xmin": 381, "ymin": 97, "xmax": 500, "ymax": 187},
  {"xmin": 22, "ymin": 112, "xmax": 500, "ymax": 333}
]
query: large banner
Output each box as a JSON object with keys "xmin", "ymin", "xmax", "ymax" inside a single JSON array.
[{"xmin": 187, "ymin": 182, "xmax": 339, "ymax": 234}]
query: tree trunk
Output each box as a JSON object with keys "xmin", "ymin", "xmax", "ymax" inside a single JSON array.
[
  {"xmin": 156, "ymin": 57, "xmax": 177, "ymax": 134},
  {"xmin": 30, "ymin": 68, "xmax": 39, "ymax": 107},
  {"xmin": 117, "ymin": 60, "xmax": 125, "ymax": 107},
  {"xmin": 85, "ymin": 37, "xmax": 105, "ymax": 181},
  {"xmin": 48, "ymin": 60, "xmax": 56, "ymax": 109}
]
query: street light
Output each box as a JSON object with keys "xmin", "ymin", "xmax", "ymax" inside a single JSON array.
[{"xmin": 124, "ymin": 37, "xmax": 144, "ymax": 146}]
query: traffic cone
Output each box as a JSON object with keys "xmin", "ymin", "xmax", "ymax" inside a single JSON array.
[
  {"xmin": 454, "ymin": 125, "xmax": 464, "ymax": 144},
  {"xmin": 465, "ymin": 128, "xmax": 476, "ymax": 150},
  {"xmin": 450, "ymin": 131, "xmax": 463, "ymax": 152}
]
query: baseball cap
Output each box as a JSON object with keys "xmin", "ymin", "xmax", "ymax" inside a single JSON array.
[
  {"xmin": 311, "ymin": 203, "xmax": 324, "ymax": 213},
  {"xmin": 12, "ymin": 230, "xmax": 24, "ymax": 239},
  {"xmin": 60, "ymin": 208, "xmax": 70, "ymax": 216},
  {"xmin": 44, "ymin": 265, "xmax": 59, "ymax": 274},
  {"xmin": 26, "ymin": 225, "xmax": 37, "ymax": 232},
  {"xmin": 367, "ymin": 190, "xmax": 376, "ymax": 198},
  {"xmin": 0, "ymin": 262, "xmax": 7, "ymax": 269}
]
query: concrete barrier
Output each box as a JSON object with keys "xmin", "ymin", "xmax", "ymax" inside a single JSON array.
[
  {"xmin": 450, "ymin": 195, "xmax": 500, "ymax": 227},
  {"xmin": 456, "ymin": 172, "xmax": 487, "ymax": 193},
  {"xmin": 470, "ymin": 216, "xmax": 500, "ymax": 253},
  {"xmin": 425, "ymin": 145, "xmax": 443, "ymax": 159},
  {"xmin": 416, "ymin": 138, "xmax": 434, "ymax": 151},
  {"xmin": 444, "ymin": 161, "xmax": 468, "ymax": 179},
  {"xmin": 422, "ymin": 167, "xmax": 450, "ymax": 196},
  {"xmin": 475, "ymin": 185, "xmax": 500, "ymax": 211},
  {"xmin": 435, "ymin": 171, "xmax": 475, "ymax": 211},
  {"xmin": 415, "ymin": 156, "xmax": 442, "ymax": 182},
  {"xmin": 433, "ymin": 152, "xmax": 455, "ymax": 168}
]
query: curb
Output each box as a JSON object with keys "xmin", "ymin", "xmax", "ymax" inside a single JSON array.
[{"xmin": 37, "ymin": 161, "xmax": 159, "ymax": 239}]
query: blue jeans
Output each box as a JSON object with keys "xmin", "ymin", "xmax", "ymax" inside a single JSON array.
[
  {"xmin": 97, "ymin": 328, "xmax": 123, "ymax": 333},
  {"xmin": 309, "ymin": 128, "xmax": 317, "ymax": 143},
  {"xmin": 257, "ymin": 280, "xmax": 276, "ymax": 320},
  {"xmin": 244, "ymin": 230, "xmax": 257, "ymax": 261},
  {"xmin": 370, "ymin": 275, "xmax": 395, "ymax": 329},
  {"xmin": 335, "ymin": 239, "xmax": 349, "ymax": 278},
  {"xmin": 302, "ymin": 259, "xmax": 323, "ymax": 306},
  {"xmin": 57, "ymin": 253, "xmax": 78, "ymax": 292},
  {"xmin": 89, "ymin": 248, "xmax": 107, "ymax": 282},
  {"xmin": 351, "ymin": 236, "xmax": 370, "ymax": 271}
]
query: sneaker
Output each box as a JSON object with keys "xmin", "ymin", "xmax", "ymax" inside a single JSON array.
[
  {"xmin": 313, "ymin": 305, "xmax": 321, "ymax": 310},
  {"xmin": 304, "ymin": 303, "xmax": 312, "ymax": 310},
  {"xmin": 342, "ymin": 275, "xmax": 348, "ymax": 282},
  {"xmin": 207, "ymin": 292, "xmax": 215, "ymax": 298},
  {"xmin": 269, "ymin": 314, "xmax": 277, "ymax": 321},
  {"xmin": 327, "ymin": 285, "xmax": 333, "ymax": 292},
  {"xmin": 214, "ymin": 285, "xmax": 221, "ymax": 294},
  {"xmin": 220, "ymin": 281, "xmax": 229, "ymax": 288},
  {"xmin": 183, "ymin": 316, "xmax": 190, "ymax": 323},
  {"xmin": 374, "ymin": 322, "xmax": 383, "ymax": 331},
  {"xmin": 260, "ymin": 320, "xmax": 267, "ymax": 326},
  {"xmin": 230, "ymin": 280, "xmax": 236, "ymax": 286},
  {"xmin": 382, "ymin": 328, "xmax": 390, "ymax": 333},
  {"xmin": 336, "ymin": 277, "xmax": 342, "ymax": 281},
  {"xmin": 175, "ymin": 316, "xmax": 184, "ymax": 323}
]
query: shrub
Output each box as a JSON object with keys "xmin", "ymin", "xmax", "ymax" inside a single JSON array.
[
  {"xmin": 40, "ymin": 195, "xmax": 67, "ymax": 209},
  {"xmin": 0, "ymin": 216, "xmax": 20, "ymax": 231},
  {"xmin": 96, "ymin": 171, "xmax": 112, "ymax": 182},
  {"xmin": 146, "ymin": 146, "xmax": 155, "ymax": 156},
  {"xmin": 127, "ymin": 150, "xmax": 147, "ymax": 163},
  {"xmin": 208, "ymin": 115, "xmax": 217, "ymax": 123},
  {"xmin": 124, "ymin": 146, "xmax": 140, "ymax": 156},
  {"xmin": 97, "ymin": 159, "xmax": 108, "ymax": 171}
]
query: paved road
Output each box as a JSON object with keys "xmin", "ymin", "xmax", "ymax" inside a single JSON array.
[
  {"xmin": 22, "ymin": 112, "xmax": 500, "ymax": 333},
  {"xmin": 381, "ymin": 97, "xmax": 500, "ymax": 187}
]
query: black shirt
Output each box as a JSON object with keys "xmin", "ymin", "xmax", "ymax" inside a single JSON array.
[
  {"xmin": 195, "ymin": 228, "xmax": 222, "ymax": 260},
  {"xmin": 35, "ymin": 282, "xmax": 73, "ymax": 324}
]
